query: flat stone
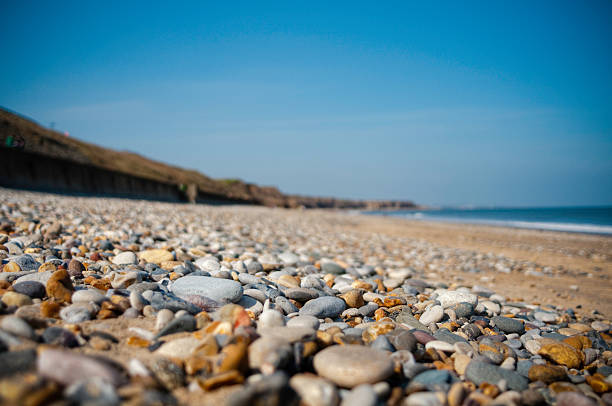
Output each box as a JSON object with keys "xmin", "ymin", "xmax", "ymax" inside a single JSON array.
[
  {"xmin": 59, "ymin": 304, "xmax": 93, "ymax": 323},
  {"xmin": 465, "ymin": 360, "xmax": 528, "ymax": 391},
  {"xmin": 289, "ymin": 373, "xmax": 339, "ymax": 406},
  {"xmin": 37, "ymin": 348, "xmax": 125, "ymax": 386},
  {"xmin": 139, "ymin": 249, "xmax": 173, "ymax": 264},
  {"xmin": 170, "ymin": 275, "xmax": 243, "ymax": 303},
  {"xmin": 321, "ymin": 262, "xmax": 344, "ymax": 275},
  {"xmin": 492, "ymin": 316, "xmax": 525, "ymax": 334},
  {"xmin": 248, "ymin": 336, "xmax": 293, "ymax": 371},
  {"xmin": 284, "ymin": 288, "xmax": 319, "ymax": 302},
  {"xmin": 12, "ymin": 281, "xmax": 46, "ymax": 299},
  {"xmin": 287, "ymin": 315, "xmax": 320, "ymax": 330},
  {"xmin": 112, "ymin": 251, "xmax": 138, "ymax": 265},
  {"xmin": 538, "ymin": 342, "xmax": 583, "ymax": 369},
  {"xmin": 155, "ymin": 336, "xmax": 201, "ymax": 359},
  {"xmin": 341, "ymin": 384, "xmax": 377, "ymax": 406},
  {"xmin": 42, "ymin": 327, "xmax": 79, "ymax": 347},
  {"xmin": 14, "ymin": 271, "xmax": 53, "ymax": 286},
  {"xmin": 405, "ymin": 392, "xmax": 445, "ymax": 406},
  {"xmin": 425, "ymin": 340, "xmax": 455, "ymax": 352},
  {"xmin": 437, "ymin": 291, "xmax": 478, "ymax": 308},
  {"xmin": 313, "ymin": 345, "xmax": 394, "ymax": 388},
  {"xmin": 72, "ymin": 289, "xmax": 107, "ymax": 304},
  {"xmin": 420, "ymin": 305, "xmax": 444, "ymax": 325},
  {"xmin": 0, "ymin": 316, "xmax": 35, "ymax": 339},
  {"xmin": 1, "ymin": 291, "xmax": 33, "ymax": 307},
  {"xmin": 300, "ymin": 296, "xmax": 346, "ymax": 318},
  {"xmin": 453, "ymin": 303, "xmax": 475, "ymax": 318}
]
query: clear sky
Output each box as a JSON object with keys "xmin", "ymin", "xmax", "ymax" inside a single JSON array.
[{"xmin": 1, "ymin": 1, "xmax": 611, "ymax": 206}]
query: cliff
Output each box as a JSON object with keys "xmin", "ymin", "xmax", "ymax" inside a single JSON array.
[{"xmin": 0, "ymin": 108, "xmax": 417, "ymax": 209}]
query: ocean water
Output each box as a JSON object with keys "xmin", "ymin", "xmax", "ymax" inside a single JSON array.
[{"xmin": 364, "ymin": 206, "xmax": 612, "ymax": 235}]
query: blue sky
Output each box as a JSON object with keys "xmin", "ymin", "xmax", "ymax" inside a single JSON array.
[{"xmin": 1, "ymin": 1, "xmax": 611, "ymax": 206}]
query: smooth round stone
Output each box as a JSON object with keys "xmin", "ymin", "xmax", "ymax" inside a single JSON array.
[
  {"xmin": 0, "ymin": 316, "xmax": 35, "ymax": 339},
  {"xmin": 284, "ymin": 288, "xmax": 319, "ymax": 302},
  {"xmin": 279, "ymin": 252, "xmax": 299, "ymax": 266},
  {"xmin": 244, "ymin": 289, "xmax": 267, "ymax": 303},
  {"xmin": 411, "ymin": 369, "xmax": 455, "ymax": 388},
  {"xmin": 287, "ymin": 315, "xmax": 320, "ymax": 330},
  {"xmin": 371, "ymin": 335, "xmax": 395, "ymax": 352},
  {"xmin": 155, "ymin": 309, "xmax": 174, "ymax": 331},
  {"xmin": 248, "ymin": 336, "xmax": 293, "ymax": 371},
  {"xmin": 1, "ymin": 291, "xmax": 33, "ymax": 307},
  {"xmin": 289, "ymin": 373, "xmax": 339, "ymax": 406},
  {"xmin": 405, "ymin": 392, "xmax": 445, "ymax": 406},
  {"xmin": 313, "ymin": 345, "xmax": 394, "ymax": 388},
  {"xmin": 72, "ymin": 289, "xmax": 107, "ymax": 305},
  {"xmin": 170, "ymin": 276, "xmax": 243, "ymax": 303},
  {"xmin": 12, "ymin": 281, "xmax": 46, "ymax": 299},
  {"xmin": 155, "ymin": 337, "xmax": 201, "ymax": 359},
  {"xmin": 129, "ymin": 291, "xmax": 147, "ymax": 311},
  {"xmin": 14, "ymin": 271, "xmax": 53, "ymax": 287},
  {"xmin": 111, "ymin": 251, "xmax": 138, "ymax": 265},
  {"xmin": 425, "ymin": 340, "xmax": 455, "ymax": 353},
  {"xmin": 492, "ymin": 316, "xmax": 525, "ymax": 334},
  {"xmin": 465, "ymin": 360, "xmax": 528, "ymax": 391},
  {"xmin": 139, "ymin": 249, "xmax": 173, "ymax": 264},
  {"xmin": 420, "ymin": 305, "xmax": 444, "ymax": 325},
  {"xmin": 341, "ymin": 384, "xmax": 377, "ymax": 406},
  {"xmin": 300, "ymin": 297, "xmax": 346, "ymax": 318},
  {"xmin": 12, "ymin": 255, "xmax": 40, "ymax": 272},
  {"xmin": 37, "ymin": 348, "xmax": 124, "ymax": 386},
  {"xmin": 258, "ymin": 310, "xmax": 285, "ymax": 330},
  {"xmin": 59, "ymin": 304, "xmax": 93, "ymax": 323},
  {"xmin": 321, "ymin": 262, "xmax": 345, "ymax": 275},
  {"xmin": 437, "ymin": 291, "xmax": 478, "ymax": 308},
  {"xmin": 42, "ymin": 326, "xmax": 78, "ymax": 347},
  {"xmin": 534, "ymin": 311, "xmax": 557, "ymax": 323},
  {"xmin": 453, "ymin": 303, "xmax": 474, "ymax": 318}
]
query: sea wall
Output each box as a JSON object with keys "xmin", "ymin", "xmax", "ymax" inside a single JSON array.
[{"xmin": 0, "ymin": 148, "xmax": 248, "ymax": 205}]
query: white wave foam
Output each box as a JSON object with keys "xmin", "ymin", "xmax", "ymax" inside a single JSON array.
[{"xmin": 404, "ymin": 215, "xmax": 612, "ymax": 235}]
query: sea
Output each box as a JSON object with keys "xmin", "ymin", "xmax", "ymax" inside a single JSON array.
[{"xmin": 364, "ymin": 206, "xmax": 612, "ymax": 235}]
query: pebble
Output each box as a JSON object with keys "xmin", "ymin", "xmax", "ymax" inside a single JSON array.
[
  {"xmin": 289, "ymin": 373, "xmax": 340, "ymax": 406},
  {"xmin": 492, "ymin": 316, "xmax": 525, "ymax": 334},
  {"xmin": 300, "ymin": 296, "xmax": 346, "ymax": 318},
  {"xmin": 313, "ymin": 345, "xmax": 394, "ymax": 387},
  {"xmin": 465, "ymin": 360, "xmax": 528, "ymax": 391},
  {"xmin": 341, "ymin": 384, "xmax": 378, "ymax": 406},
  {"xmin": 139, "ymin": 249, "xmax": 173, "ymax": 264},
  {"xmin": 287, "ymin": 315, "xmax": 320, "ymax": 330},
  {"xmin": 1, "ymin": 291, "xmax": 33, "ymax": 307},
  {"xmin": 0, "ymin": 316, "xmax": 35, "ymax": 339},
  {"xmin": 437, "ymin": 291, "xmax": 478, "ymax": 308},
  {"xmin": 12, "ymin": 281, "xmax": 46, "ymax": 299},
  {"xmin": 112, "ymin": 251, "xmax": 138, "ymax": 265},
  {"xmin": 170, "ymin": 275, "xmax": 243, "ymax": 303},
  {"xmin": 420, "ymin": 305, "xmax": 444, "ymax": 325},
  {"xmin": 59, "ymin": 304, "xmax": 93, "ymax": 323},
  {"xmin": 37, "ymin": 348, "xmax": 125, "ymax": 386},
  {"xmin": 0, "ymin": 189, "xmax": 610, "ymax": 406},
  {"xmin": 155, "ymin": 309, "xmax": 174, "ymax": 331},
  {"xmin": 72, "ymin": 289, "xmax": 107, "ymax": 304}
]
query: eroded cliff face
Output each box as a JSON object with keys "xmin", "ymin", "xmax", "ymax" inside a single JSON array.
[{"xmin": 0, "ymin": 108, "xmax": 416, "ymax": 209}]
